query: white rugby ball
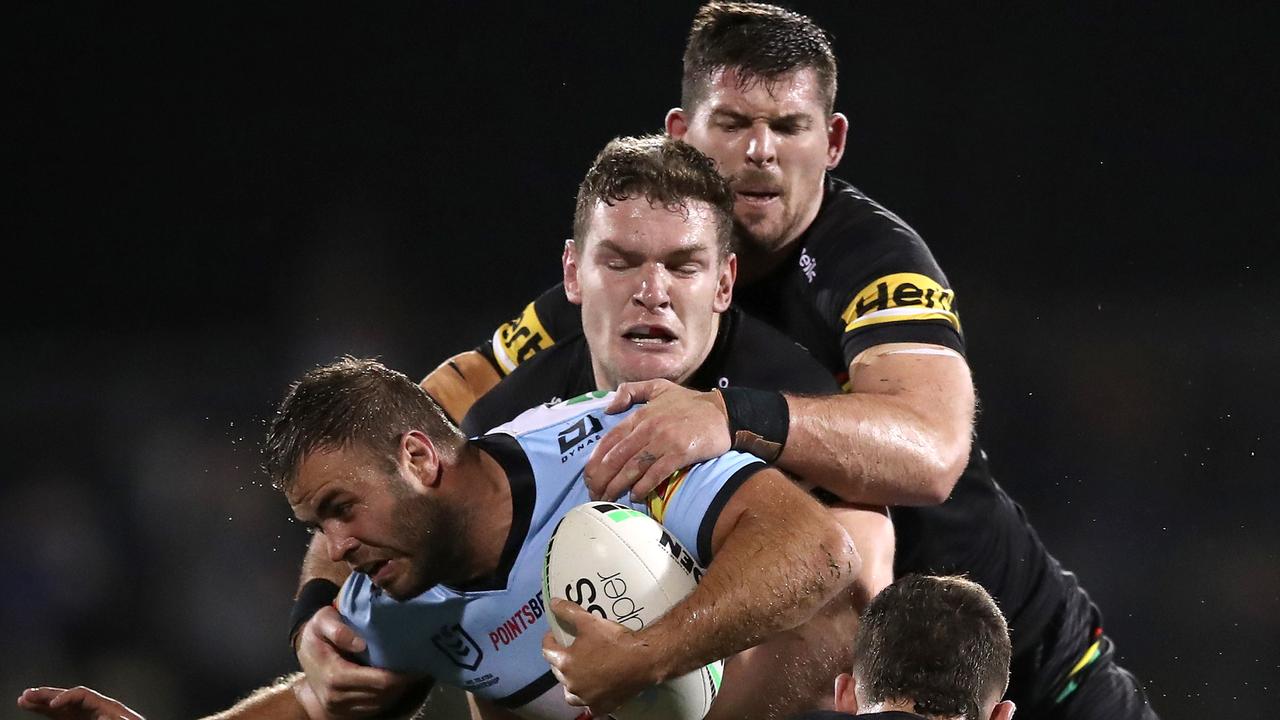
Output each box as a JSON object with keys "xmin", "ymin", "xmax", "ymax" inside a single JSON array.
[{"xmin": 542, "ymin": 502, "xmax": 723, "ymax": 720}]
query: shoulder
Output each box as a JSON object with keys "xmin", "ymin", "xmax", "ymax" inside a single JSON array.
[
  {"xmin": 704, "ymin": 307, "xmax": 841, "ymax": 394},
  {"xmin": 462, "ymin": 334, "xmax": 592, "ymax": 435},
  {"xmin": 485, "ymin": 283, "xmax": 583, "ymax": 376},
  {"xmin": 485, "ymin": 391, "xmax": 630, "ymax": 444},
  {"xmin": 804, "ymin": 177, "xmax": 940, "ymax": 278}
]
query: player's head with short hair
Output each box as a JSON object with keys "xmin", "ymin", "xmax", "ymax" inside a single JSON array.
[
  {"xmin": 844, "ymin": 575, "xmax": 1014, "ymax": 720},
  {"xmin": 264, "ymin": 356, "xmax": 463, "ymax": 494},
  {"xmin": 572, "ymin": 134, "xmax": 735, "ymax": 258},
  {"xmin": 682, "ymin": 1, "xmax": 838, "ymax": 115},
  {"xmin": 567, "ymin": 134, "xmax": 738, "ymax": 389},
  {"xmin": 267, "ymin": 358, "xmax": 470, "ymax": 599}
]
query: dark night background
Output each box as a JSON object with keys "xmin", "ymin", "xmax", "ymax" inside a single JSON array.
[{"xmin": 6, "ymin": 3, "xmax": 1278, "ymax": 719}]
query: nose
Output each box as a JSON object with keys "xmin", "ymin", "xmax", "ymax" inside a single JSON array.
[
  {"xmin": 632, "ymin": 263, "xmax": 672, "ymax": 312},
  {"xmin": 326, "ymin": 530, "xmax": 360, "ymax": 564},
  {"xmin": 745, "ymin": 123, "xmax": 777, "ymax": 167}
]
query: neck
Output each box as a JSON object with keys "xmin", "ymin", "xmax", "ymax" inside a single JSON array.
[
  {"xmin": 862, "ymin": 698, "xmax": 964, "ymax": 720},
  {"xmin": 735, "ymin": 177, "xmax": 826, "ymax": 285},
  {"xmin": 734, "ymin": 240, "xmax": 798, "ymax": 285},
  {"xmin": 450, "ymin": 444, "xmax": 514, "ymax": 581}
]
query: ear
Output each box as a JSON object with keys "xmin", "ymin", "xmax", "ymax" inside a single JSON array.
[
  {"xmin": 401, "ymin": 430, "xmax": 441, "ymax": 491},
  {"xmin": 826, "ymin": 112, "xmax": 849, "ymax": 169},
  {"xmin": 712, "ymin": 253, "xmax": 736, "ymax": 312},
  {"xmin": 666, "ymin": 107, "xmax": 690, "ymax": 139},
  {"xmin": 563, "ymin": 239, "xmax": 583, "ymax": 305},
  {"xmin": 833, "ymin": 672, "xmax": 858, "ymax": 713},
  {"xmin": 990, "ymin": 700, "xmax": 1016, "ymax": 720}
]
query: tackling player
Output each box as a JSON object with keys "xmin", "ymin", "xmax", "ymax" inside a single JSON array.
[{"xmin": 418, "ymin": 4, "xmax": 1158, "ymax": 719}]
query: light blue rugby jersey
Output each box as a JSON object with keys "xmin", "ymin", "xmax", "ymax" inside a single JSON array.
[{"xmin": 338, "ymin": 391, "xmax": 765, "ymax": 720}]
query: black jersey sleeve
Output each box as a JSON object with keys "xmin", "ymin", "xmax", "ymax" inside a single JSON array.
[
  {"xmin": 806, "ymin": 179, "xmax": 966, "ymax": 368},
  {"xmin": 474, "ymin": 282, "xmax": 584, "ymax": 378},
  {"xmin": 462, "ymin": 333, "xmax": 595, "ymax": 436}
]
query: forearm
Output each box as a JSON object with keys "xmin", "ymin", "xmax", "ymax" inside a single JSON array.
[
  {"xmin": 779, "ymin": 390, "xmax": 971, "ymax": 505},
  {"xmin": 200, "ymin": 674, "xmax": 309, "ymax": 720},
  {"xmin": 635, "ymin": 489, "xmax": 859, "ymax": 682}
]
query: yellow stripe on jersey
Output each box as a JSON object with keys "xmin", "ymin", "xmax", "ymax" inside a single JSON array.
[
  {"xmin": 490, "ymin": 301, "xmax": 554, "ymax": 375},
  {"xmin": 646, "ymin": 468, "xmax": 689, "ymax": 525},
  {"xmin": 840, "ymin": 272, "xmax": 960, "ymax": 334}
]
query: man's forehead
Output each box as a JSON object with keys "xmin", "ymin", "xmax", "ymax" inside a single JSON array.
[
  {"xmin": 587, "ymin": 198, "xmax": 718, "ymax": 251},
  {"xmin": 286, "ymin": 445, "xmax": 364, "ymax": 507},
  {"xmin": 700, "ymin": 66, "xmax": 826, "ymax": 116}
]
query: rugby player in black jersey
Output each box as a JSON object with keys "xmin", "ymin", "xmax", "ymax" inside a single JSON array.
[{"xmin": 417, "ymin": 5, "xmax": 1159, "ymax": 720}]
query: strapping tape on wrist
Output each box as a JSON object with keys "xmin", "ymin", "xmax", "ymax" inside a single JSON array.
[{"xmin": 719, "ymin": 387, "xmax": 789, "ymax": 462}]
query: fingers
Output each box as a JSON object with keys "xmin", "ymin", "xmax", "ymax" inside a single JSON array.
[
  {"xmin": 606, "ymin": 381, "xmax": 654, "ymax": 413},
  {"xmin": 313, "ymin": 606, "xmax": 367, "ymax": 653},
  {"xmin": 629, "ymin": 451, "xmax": 686, "ymax": 501},
  {"xmin": 18, "ymin": 687, "xmax": 66, "ymax": 706},
  {"xmin": 585, "ymin": 413, "xmax": 646, "ymax": 500},
  {"xmin": 549, "ymin": 597, "xmax": 588, "ymax": 631}
]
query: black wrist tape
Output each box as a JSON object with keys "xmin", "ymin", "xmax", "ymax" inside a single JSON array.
[
  {"xmin": 289, "ymin": 578, "xmax": 340, "ymax": 650},
  {"xmin": 720, "ymin": 387, "xmax": 789, "ymax": 462}
]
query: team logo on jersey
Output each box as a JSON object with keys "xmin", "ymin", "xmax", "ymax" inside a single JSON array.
[
  {"xmin": 432, "ymin": 623, "xmax": 485, "ymax": 671},
  {"xmin": 645, "ymin": 468, "xmax": 689, "ymax": 524},
  {"xmin": 557, "ymin": 413, "xmax": 604, "ymax": 462},
  {"xmin": 799, "ymin": 248, "xmax": 817, "ymax": 282},
  {"xmin": 490, "ymin": 301, "xmax": 553, "ymax": 375},
  {"xmin": 840, "ymin": 272, "xmax": 960, "ymax": 333}
]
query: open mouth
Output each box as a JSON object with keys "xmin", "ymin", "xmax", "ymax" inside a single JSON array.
[
  {"xmin": 736, "ymin": 191, "xmax": 781, "ymax": 207},
  {"xmin": 623, "ymin": 325, "xmax": 677, "ymax": 346}
]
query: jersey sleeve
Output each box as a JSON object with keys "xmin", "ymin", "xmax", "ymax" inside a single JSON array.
[
  {"xmin": 475, "ymin": 283, "xmax": 584, "ymax": 377},
  {"xmin": 808, "ymin": 187, "xmax": 966, "ymax": 367},
  {"xmin": 461, "ymin": 334, "xmax": 594, "ymax": 436},
  {"xmin": 644, "ymin": 452, "xmax": 766, "ymax": 569}
]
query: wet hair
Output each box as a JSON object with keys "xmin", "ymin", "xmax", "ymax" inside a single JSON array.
[
  {"xmin": 263, "ymin": 356, "xmax": 463, "ymax": 492},
  {"xmin": 573, "ymin": 134, "xmax": 735, "ymax": 258},
  {"xmin": 852, "ymin": 575, "xmax": 1012, "ymax": 719},
  {"xmin": 682, "ymin": 2, "xmax": 838, "ymax": 114}
]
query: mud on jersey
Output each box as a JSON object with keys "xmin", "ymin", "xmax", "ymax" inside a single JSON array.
[{"xmin": 338, "ymin": 393, "xmax": 763, "ymax": 719}]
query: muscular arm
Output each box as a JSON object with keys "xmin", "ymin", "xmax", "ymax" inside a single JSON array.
[
  {"xmin": 588, "ymin": 341, "xmax": 974, "ymax": 507},
  {"xmin": 543, "ymin": 467, "xmax": 859, "ymax": 714},
  {"xmin": 645, "ymin": 468, "xmax": 859, "ymax": 674},
  {"xmin": 780, "ymin": 342, "xmax": 975, "ymax": 505}
]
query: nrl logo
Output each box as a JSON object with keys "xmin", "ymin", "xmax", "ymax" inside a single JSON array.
[{"xmin": 432, "ymin": 624, "xmax": 485, "ymax": 671}]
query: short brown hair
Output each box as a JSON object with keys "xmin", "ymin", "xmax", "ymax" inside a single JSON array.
[
  {"xmin": 852, "ymin": 575, "xmax": 1012, "ymax": 718},
  {"xmin": 682, "ymin": 2, "xmax": 838, "ymax": 114},
  {"xmin": 573, "ymin": 134, "xmax": 735, "ymax": 257},
  {"xmin": 263, "ymin": 357, "xmax": 464, "ymax": 492}
]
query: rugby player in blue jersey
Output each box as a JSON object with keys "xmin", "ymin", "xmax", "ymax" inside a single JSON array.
[{"xmin": 20, "ymin": 357, "xmax": 860, "ymax": 720}]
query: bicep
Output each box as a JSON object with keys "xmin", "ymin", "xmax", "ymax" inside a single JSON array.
[
  {"xmin": 706, "ymin": 466, "xmax": 836, "ymax": 558},
  {"xmin": 847, "ymin": 342, "xmax": 974, "ymax": 416}
]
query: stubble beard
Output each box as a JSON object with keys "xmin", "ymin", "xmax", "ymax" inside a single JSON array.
[{"xmin": 389, "ymin": 486, "xmax": 470, "ymax": 598}]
